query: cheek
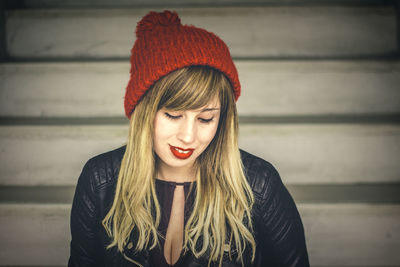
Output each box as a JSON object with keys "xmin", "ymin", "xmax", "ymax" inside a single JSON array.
[
  {"xmin": 153, "ymin": 115, "xmax": 177, "ymax": 144},
  {"xmin": 198, "ymin": 124, "xmax": 219, "ymax": 146}
]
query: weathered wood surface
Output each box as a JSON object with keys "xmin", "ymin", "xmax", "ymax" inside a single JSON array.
[
  {"xmin": 1, "ymin": 124, "xmax": 399, "ymax": 185},
  {"xmin": 1, "ymin": 61, "xmax": 399, "ymax": 117},
  {"xmin": 6, "ymin": 7, "xmax": 396, "ymax": 58},
  {"xmin": 0, "ymin": 203, "xmax": 399, "ymax": 266}
]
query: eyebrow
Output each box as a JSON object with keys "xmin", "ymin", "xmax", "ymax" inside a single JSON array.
[{"xmin": 201, "ymin": 108, "xmax": 220, "ymax": 112}]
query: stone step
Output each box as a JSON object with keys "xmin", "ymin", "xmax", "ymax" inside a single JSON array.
[
  {"xmin": 0, "ymin": 124, "xmax": 399, "ymax": 186},
  {"xmin": 5, "ymin": 6, "xmax": 396, "ymax": 59},
  {"xmin": 19, "ymin": 0, "xmax": 391, "ymax": 8},
  {"xmin": 0, "ymin": 203, "xmax": 399, "ymax": 266},
  {"xmin": 1, "ymin": 60, "xmax": 399, "ymax": 117}
]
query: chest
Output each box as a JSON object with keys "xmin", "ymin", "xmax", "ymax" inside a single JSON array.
[{"xmin": 96, "ymin": 181, "xmax": 261, "ymax": 267}]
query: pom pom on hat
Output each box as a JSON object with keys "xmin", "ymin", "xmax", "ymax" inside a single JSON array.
[
  {"xmin": 136, "ymin": 11, "xmax": 181, "ymax": 37},
  {"xmin": 124, "ymin": 10, "xmax": 240, "ymax": 118}
]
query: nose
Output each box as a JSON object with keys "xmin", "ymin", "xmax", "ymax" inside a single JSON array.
[{"xmin": 177, "ymin": 117, "xmax": 196, "ymax": 144}]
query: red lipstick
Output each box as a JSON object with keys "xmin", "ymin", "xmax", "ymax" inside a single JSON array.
[{"xmin": 169, "ymin": 145, "xmax": 194, "ymax": 160}]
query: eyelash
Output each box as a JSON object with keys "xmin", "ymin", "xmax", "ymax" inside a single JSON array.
[{"xmin": 164, "ymin": 112, "xmax": 214, "ymax": 124}]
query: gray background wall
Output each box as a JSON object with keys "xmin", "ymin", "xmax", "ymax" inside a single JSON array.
[{"xmin": 0, "ymin": 0, "xmax": 399, "ymax": 266}]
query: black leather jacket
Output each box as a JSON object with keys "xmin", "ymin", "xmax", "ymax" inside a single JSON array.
[{"xmin": 68, "ymin": 145, "xmax": 310, "ymax": 267}]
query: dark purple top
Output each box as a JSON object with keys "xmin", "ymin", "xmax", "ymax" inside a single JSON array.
[{"xmin": 149, "ymin": 179, "xmax": 196, "ymax": 267}]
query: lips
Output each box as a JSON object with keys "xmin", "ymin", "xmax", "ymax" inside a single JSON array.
[{"xmin": 169, "ymin": 145, "xmax": 194, "ymax": 160}]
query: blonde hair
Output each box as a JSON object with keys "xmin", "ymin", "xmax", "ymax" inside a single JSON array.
[{"xmin": 102, "ymin": 66, "xmax": 256, "ymax": 266}]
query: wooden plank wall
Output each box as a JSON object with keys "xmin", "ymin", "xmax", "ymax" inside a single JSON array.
[{"xmin": 0, "ymin": 1, "xmax": 399, "ymax": 266}]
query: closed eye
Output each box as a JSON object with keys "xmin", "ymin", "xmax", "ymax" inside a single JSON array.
[
  {"xmin": 164, "ymin": 112, "xmax": 181, "ymax": 120},
  {"xmin": 199, "ymin": 117, "xmax": 214, "ymax": 123},
  {"xmin": 165, "ymin": 112, "xmax": 214, "ymax": 123}
]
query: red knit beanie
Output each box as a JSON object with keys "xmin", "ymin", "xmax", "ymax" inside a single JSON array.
[{"xmin": 124, "ymin": 10, "xmax": 240, "ymax": 118}]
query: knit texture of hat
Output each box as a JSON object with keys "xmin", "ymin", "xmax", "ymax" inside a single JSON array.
[{"xmin": 124, "ymin": 10, "xmax": 240, "ymax": 118}]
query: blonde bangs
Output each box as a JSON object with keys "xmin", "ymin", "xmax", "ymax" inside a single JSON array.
[{"xmin": 156, "ymin": 66, "xmax": 231, "ymax": 111}]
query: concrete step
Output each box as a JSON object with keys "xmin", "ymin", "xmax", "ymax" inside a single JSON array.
[
  {"xmin": 0, "ymin": 124, "xmax": 399, "ymax": 186},
  {"xmin": 0, "ymin": 203, "xmax": 399, "ymax": 266},
  {"xmin": 5, "ymin": 6, "xmax": 396, "ymax": 59},
  {"xmin": 19, "ymin": 0, "xmax": 393, "ymax": 8},
  {"xmin": 1, "ymin": 60, "xmax": 399, "ymax": 117}
]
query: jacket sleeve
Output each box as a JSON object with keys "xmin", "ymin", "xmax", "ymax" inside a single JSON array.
[
  {"xmin": 257, "ymin": 164, "xmax": 310, "ymax": 267},
  {"xmin": 68, "ymin": 160, "xmax": 100, "ymax": 267}
]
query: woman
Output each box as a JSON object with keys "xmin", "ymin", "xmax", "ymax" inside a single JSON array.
[{"xmin": 68, "ymin": 10, "xmax": 309, "ymax": 267}]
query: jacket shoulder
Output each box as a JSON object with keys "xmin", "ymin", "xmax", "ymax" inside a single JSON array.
[
  {"xmin": 82, "ymin": 145, "xmax": 126, "ymax": 188},
  {"xmin": 240, "ymin": 149, "xmax": 281, "ymax": 200},
  {"xmin": 240, "ymin": 150, "xmax": 310, "ymax": 266}
]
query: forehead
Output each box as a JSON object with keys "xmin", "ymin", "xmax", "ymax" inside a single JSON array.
[
  {"xmin": 187, "ymin": 95, "xmax": 221, "ymax": 111},
  {"xmin": 162, "ymin": 96, "xmax": 220, "ymax": 113}
]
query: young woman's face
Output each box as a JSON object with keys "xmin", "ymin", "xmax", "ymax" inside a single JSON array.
[{"xmin": 153, "ymin": 96, "xmax": 221, "ymax": 177}]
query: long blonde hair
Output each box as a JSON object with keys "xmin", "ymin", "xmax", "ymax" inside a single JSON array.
[{"xmin": 103, "ymin": 66, "xmax": 256, "ymax": 266}]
